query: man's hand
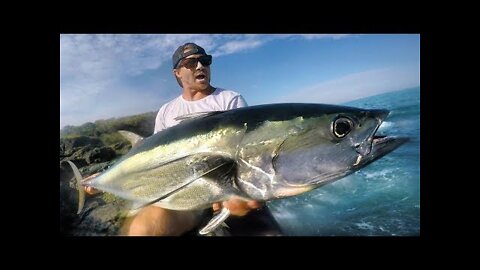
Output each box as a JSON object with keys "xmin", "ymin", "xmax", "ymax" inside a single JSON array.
[
  {"xmin": 212, "ymin": 197, "xmax": 263, "ymax": 217},
  {"xmin": 82, "ymin": 172, "xmax": 101, "ymax": 195}
]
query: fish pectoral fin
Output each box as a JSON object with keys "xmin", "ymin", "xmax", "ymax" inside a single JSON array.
[
  {"xmin": 199, "ymin": 207, "xmax": 231, "ymax": 235},
  {"xmin": 127, "ymin": 153, "xmax": 235, "ymax": 209},
  {"xmin": 118, "ymin": 130, "xmax": 145, "ymax": 148},
  {"xmin": 174, "ymin": 111, "xmax": 224, "ymax": 122},
  {"xmin": 221, "ymin": 221, "xmax": 230, "ymax": 229}
]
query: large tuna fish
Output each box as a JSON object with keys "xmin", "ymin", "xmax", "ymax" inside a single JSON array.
[{"xmin": 66, "ymin": 103, "xmax": 408, "ymax": 234}]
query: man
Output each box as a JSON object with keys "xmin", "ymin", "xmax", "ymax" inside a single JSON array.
[{"xmin": 84, "ymin": 42, "xmax": 264, "ymax": 236}]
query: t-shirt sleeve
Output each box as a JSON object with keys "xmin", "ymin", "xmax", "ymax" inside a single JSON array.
[
  {"xmin": 154, "ymin": 106, "xmax": 167, "ymax": 134},
  {"xmin": 227, "ymin": 94, "xmax": 248, "ymax": 109}
]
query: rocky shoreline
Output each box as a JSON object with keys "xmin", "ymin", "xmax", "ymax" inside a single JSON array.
[{"xmin": 59, "ymin": 136, "xmax": 132, "ymax": 236}]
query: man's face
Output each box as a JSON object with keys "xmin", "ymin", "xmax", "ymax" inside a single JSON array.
[{"xmin": 174, "ymin": 54, "xmax": 212, "ymax": 90}]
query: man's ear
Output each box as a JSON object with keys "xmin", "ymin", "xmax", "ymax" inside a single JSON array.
[
  {"xmin": 173, "ymin": 69, "xmax": 183, "ymax": 87},
  {"xmin": 173, "ymin": 69, "xmax": 180, "ymax": 78}
]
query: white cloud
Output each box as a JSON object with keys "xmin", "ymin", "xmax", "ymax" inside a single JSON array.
[
  {"xmin": 213, "ymin": 36, "xmax": 266, "ymax": 56},
  {"xmin": 291, "ymin": 34, "xmax": 351, "ymax": 40},
  {"xmin": 275, "ymin": 66, "xmax": 420, "ymax": 104},
  {"xmin": 60, "ymin": 83, "xmax": 170, "ymax": 128},
  {"xmin": 60, "ymin": 34, "xmax": 349, "ymax": 81},
  {"xmin": 60, "ymin": 34, "xmax": 199, "ymax": 128},
  {"xmin": 210, "ymin": 34, "xmax": 352, "ymax": 56},
  {"xmin": 60, "ymin": 34, "xmax": 353, "ymax": 128},
  {"xmin": 305, "ymin": 34, "xmax": 351, "ymax": 40},
  {"xmin": 61, "ymin": 34, "xmax": 178, "ymax": 79},
  {"xmin": 60, "ymin": 34, "xmax": 349, "ymax": 86}
]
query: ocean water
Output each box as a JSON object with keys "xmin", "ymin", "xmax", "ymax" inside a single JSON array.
[{"xmin": 267, "ymin": 87, "xmax": 420, "ymax": 236}]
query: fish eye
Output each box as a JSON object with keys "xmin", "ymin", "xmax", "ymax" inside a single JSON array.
[{"xmin": 332, "ymin": 117, "xmax": 353, "ymax": 138}]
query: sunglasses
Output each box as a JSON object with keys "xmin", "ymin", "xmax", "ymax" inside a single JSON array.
[{"xmin": 178, "ymin": 55, "xmax": 212, "ymax": 69}]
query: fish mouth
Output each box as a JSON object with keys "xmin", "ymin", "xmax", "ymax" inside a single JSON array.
[
  {"xmin": 302, "ymin": 135, "xmax": 408, "ymax": 187},
  {"xmin": 355, "ymin": 109, "xmax": 408, "ymax": 162},
  {"xmin": 369, "ymin": 109, "xmax": 409, "ymax": 160},
  {"xmin": 354, "ymin": 109, "xmax": 390, "ymax": 156},
  {"xmin": 369, "ymin": 135, "xmax": 409, "ymax": 162}
]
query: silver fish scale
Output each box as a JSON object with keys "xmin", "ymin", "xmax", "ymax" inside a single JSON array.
[
  {"xmin": 155, "ymin": 162, "xmax": 242, "ymax": 210},
  {"xmin": 100, "ymin": 153, "xmax": 231, "ymax": 203}
]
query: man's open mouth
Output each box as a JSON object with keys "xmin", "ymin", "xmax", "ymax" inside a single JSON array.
[{"xmin": 195, "ymin": 74, "xmax": 206, "ymax": 80}]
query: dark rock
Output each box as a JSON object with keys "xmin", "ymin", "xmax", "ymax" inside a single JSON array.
[
  {"xmin": 79, "ymin": 161, "xmax": 114, "ymax": 176},
  {"xmin": 72, "ymin": 199, "xmax": 129, "ymax": 236},
  {"xmin": 60, "ymin": 162, "xmax": 82, "ymax": 235},
  {"xmin": 59, "ymin": 114, "xmax": 158, "ymax": 236},
  {"xmin": 86, "ymin": 147, "xmax": 117, "ymax": 164},
  {"xmin": 60, "ymin": 161, "xmax": 129, "ymax": 236},
  {"xmin": 61, "ymin": 145, "xmax": 117, "ymax": 169},
  {"xmin": 112, "ymin": 141, "xmax": 132, "ymax": 156},
  {"xmin": 60, "ymin": 136, "xmax": 104, "ymax": 157}
]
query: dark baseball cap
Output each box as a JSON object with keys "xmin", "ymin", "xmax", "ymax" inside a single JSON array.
[{"xmin": 172, "ymin": 42, "xmax": 210, "ymax": 69}]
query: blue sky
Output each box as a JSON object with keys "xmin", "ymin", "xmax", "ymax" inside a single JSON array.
[{"xmin": 60, "ymin": 34, "xmax": 419, "ymax": 129}]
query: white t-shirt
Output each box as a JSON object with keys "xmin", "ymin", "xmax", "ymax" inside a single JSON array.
[{"xmin": 154, "ymin": 88, "xmax": 248, "ymax": 134}]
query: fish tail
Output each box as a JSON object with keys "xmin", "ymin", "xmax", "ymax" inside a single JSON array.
[{"xmin": 66, "ymin": 160, "xmax": 86, "ymax": 215}]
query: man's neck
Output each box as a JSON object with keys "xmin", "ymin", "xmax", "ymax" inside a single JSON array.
[{"xmin": 182, "ymin": 86, "xmax": 215, "ymax": 101}]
